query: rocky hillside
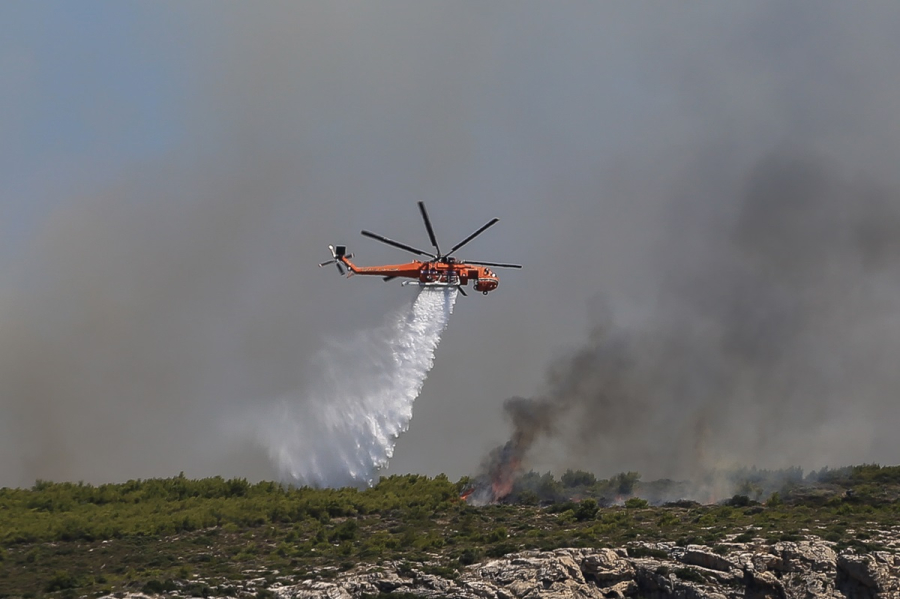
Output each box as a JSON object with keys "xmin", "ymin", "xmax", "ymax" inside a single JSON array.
[
  {"xmin": 103, "ymin": 535, "xmax": 900, "ymax": 599},
  {"xmin": 5, "ymin": 470, "xmax": 900, "ymax": 598}
]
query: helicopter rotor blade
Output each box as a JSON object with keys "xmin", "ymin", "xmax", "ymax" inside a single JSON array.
[
  {"xmin": 418, "ymin": 201, "xmax": 441, "ymax": 257},
  {"xmin": 465, "ymin": 260, "xmax": 522, "ymax": 269},
  {"xmin": 335, "ymin": 262, "xmax": 345, "ymax": 275},
  {"xmin": 361, "ymin": 230, "xmax": 435, "ymax": 258},
  {"xmin": 383, "ymin": 276, "xmax": 397, "ymax": 282},
  {"xmin": 318, "ymin": 260, "xmax": 335, "ymax": 268},
  {"xmin": 446, "ymin": 218, "xmax": 499, "ymax": 257},
  {"xmin": 457, "ymin": 285, "xmax": 467, "ymax": 297}
]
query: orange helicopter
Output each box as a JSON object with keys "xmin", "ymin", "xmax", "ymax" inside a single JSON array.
[{"xmin": 319, "ymin": 202, "xmax": 521, "ymax": 295}]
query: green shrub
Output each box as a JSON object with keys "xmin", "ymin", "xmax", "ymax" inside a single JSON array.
[
  {"xmin": 485, "ymin": 542, "xmax": 517, "ymax": 558},
  {"xmin": 657, "ymin": 512, "xmax": 679, "ymax": 527},
  {"xmin": 45, "ymin": 571, "xmax": 81, "ymax": 592},
  {"xmin": 575, "ymin": 499, "xmax": 599, "ymax": 521},
  {"xmin": 726, "ymin": 495, "xmax": 752, "ymax": 507},
  {"xmin": 458, "ymin": 548, "xmax": 481, "ymax": 566},
  {"xmin": 556, "ymin": 509, "xmax": 576, "ymax": 524},
  {"xmin": 141, "ymin": 579, "xmax": 179, "ymax": 594},
  {"xmin": 546, "ymin": 501, "xmax": 578, "ymax": 514},
  {"xmin": 625, "ymin": 498, "xmax": 649, "ymax": 509},
  {"xmin": 330, "ymin": 519, "xmax": 358, "ymax": 542}
]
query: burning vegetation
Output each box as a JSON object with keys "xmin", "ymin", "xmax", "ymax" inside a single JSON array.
[
  {"xmin": 465, "ymin": 464, "xmax": 873, "ymax": 508},
  {"xmin": 464, "ymin": 154, "xmax": 900, "ymax": 504}
]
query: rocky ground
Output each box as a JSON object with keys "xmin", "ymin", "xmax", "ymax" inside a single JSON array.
[{"xmin": 102, "ymin": 533, "xmax": 900, "ymax": 599}]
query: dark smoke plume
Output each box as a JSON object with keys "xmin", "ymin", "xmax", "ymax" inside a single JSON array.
[{"xmin": 476, "ymin": 151, "xmax": 900, "ymax": 500}]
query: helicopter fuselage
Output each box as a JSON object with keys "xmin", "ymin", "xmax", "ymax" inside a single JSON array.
[{"xmin": 341, "ymin": 258, "xmax": 499, "ymax": 293}]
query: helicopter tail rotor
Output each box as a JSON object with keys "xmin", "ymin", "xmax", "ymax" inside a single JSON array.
[{"xmin": 319, "ymin": 244, "xmax": 353, "ymax": 276}]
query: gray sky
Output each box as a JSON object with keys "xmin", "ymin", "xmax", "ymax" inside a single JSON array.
[{"xmin": 3, "ymin": 2, "xmax": 900, "ymax": 487}]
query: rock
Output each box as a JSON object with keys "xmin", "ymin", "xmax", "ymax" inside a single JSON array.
[
  {"xmin": 472, "ymin": 551, "xmax": 601, "ymax": 598},
  {"xmin": 421, "ymin": 573, "xmax": 453, "ymax": 592},
  {"xmin": 743, "ymin": 570, "xmax": 786, "ymax": 599},
  {"xmin": 598, "ymin": 579, "xmax": 637, "ymax": 598},
  {"xmin": 149, "ymin": 533, "xmax": 900, "ymax": 599},
  {"xmin": 680, "ymin": 545, "xmax": 736, "ymax": 572},
  {"xmin": 580, "ymin": 548, "xmax": 634, "ymax": 585},
  {"xmin": 773, "ymin": 540, "xmax": 837, "ymax": 573},
  {"xmin": 459, "ymin": 579, "xmax": 500, "ymax": 598},
  {"xmin": 837, "ymin": 552, "xmax": 900, "ymax": 598}
]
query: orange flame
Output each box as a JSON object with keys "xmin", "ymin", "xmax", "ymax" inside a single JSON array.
[{"xmin": 490, "ymin": 455, "xmax": 521, "ymax": 501}]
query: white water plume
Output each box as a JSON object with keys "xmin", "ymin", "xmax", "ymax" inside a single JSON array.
[{"xmin": 249, "ymin": 287, "xmax": 457, "ymax": 487}]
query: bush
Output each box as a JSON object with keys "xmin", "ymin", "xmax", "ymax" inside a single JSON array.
[
  {"xmin": 142, "ymin": 579, "xmax": 179, "ymax": 594},
  {"xmin": 330, "ymin": 519, "xmax": 358, "ymax": 542},
  {"xmin": 485, "ymin": 527, "xmax": 508, "ymax": 543},
  {"xmin": 485, "ymin": 542, "xmax": 517, "ymax": 558},
  {"xmin": 726, "ymin": 495, "xmax": 752, "ymax": 507},
  {"xmin": 625, "ymin": 497, "xmax": 649, "ymax": 509},
  {"xmin": 657, "ymin": 512, "xmax": 679, "ymax": 527},
  {"xmin": 45, "ymin": 571, "xmax": 81, "ymax": 592},
  {"xmin": 546, "ymin": 501, "xmax": 578, "ymax": 514},
  {"xmin": 556, "ymin": 509, "xmax": 576, "ymax": 524},
  {"xmin": 575, "ymin": 499, "xmax": 599, "ymax": 521},
  {"xmin": 458, "ymin": 548, "xmax": 481, "ymax": 566}
]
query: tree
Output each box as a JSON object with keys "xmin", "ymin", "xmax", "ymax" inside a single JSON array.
[
  {"xmin": 561, "ymin": 470, "xmax": 597, "ymax": 488},
  {"xmin": 614, "ymin": 472, "xmax": 641, "ymax": 496}
]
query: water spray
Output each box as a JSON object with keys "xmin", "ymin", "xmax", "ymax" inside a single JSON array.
[{"xmin": 250, "ymin": 287, "xmax": 457, "ymax": 487}]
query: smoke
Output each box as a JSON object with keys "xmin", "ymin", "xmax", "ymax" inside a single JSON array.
[
  {"xmin": 5, "ymin": 3, "xmax": 900, "ymax": 487},
  {"xmin": 243, "ymin": 287, "xmax": 456, "ymax": 487},
  {"xmin": 477, "ymin": 150, "xmax": 900, "ymax": 496}
]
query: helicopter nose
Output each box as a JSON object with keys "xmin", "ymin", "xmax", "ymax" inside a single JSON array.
[{"xmin": 474, "ymin": 278, "xmax": 498, "ymax": 293}]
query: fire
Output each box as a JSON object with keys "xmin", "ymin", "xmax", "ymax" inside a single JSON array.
[
  {"xmin": 489, "ymin": 455, "xmax": 521, "ymax": 501},
  {"xmin": 459, "ymin": 487, "xmax": 475, "ymax": 502},
  {"xmin": 459, "ymin": 438, "xmax": 528, "ymax": 504}
]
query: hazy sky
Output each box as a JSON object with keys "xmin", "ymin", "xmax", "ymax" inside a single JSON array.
[{"xmin": 3, "ymin": 2, "xmax": 900, "ymax": 487}]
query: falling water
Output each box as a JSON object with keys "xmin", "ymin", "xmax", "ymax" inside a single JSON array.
[{"xmin": 252, "ymin": 287, "xmax": 457, "ymax": 487}]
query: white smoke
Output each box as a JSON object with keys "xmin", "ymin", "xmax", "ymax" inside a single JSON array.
[{"xmin": 244, "ymin": 287, "xmax": 457, "ymax": 487}]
